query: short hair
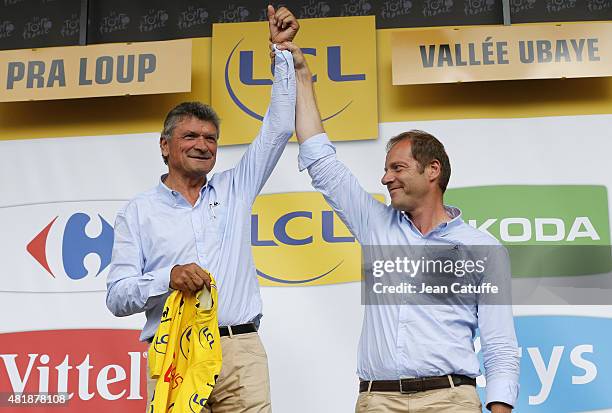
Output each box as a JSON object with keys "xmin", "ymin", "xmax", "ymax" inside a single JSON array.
[
  {"xmin": 160, "ymin": 102, "xmax": 221, "ymax": 165},
  {"xmin": 386, "ymin": 130, "xmax": 451, "ymax": 192}
]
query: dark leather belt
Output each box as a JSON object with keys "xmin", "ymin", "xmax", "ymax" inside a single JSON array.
[
  {"xmin": 359, "ymin": 374, "xmax": 476, "ymax": 394},
  {"xmin": 147, "ymin": 322, "xmax": 258, "ymax": 343},
  {"xmin": 219, "ymin": 322, "xmax": 258, "ymax": 337}
]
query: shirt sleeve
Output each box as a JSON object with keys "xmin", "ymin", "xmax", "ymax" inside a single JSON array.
[
  {"xmin": 298, "ymin": 133, "xmax": 388, "ymax": 244},
  {"xmin": 477, "ymin": 246, "xmax": 521, "ymax": 410},
  {"xmin": 105, "ymin": 203, "xmax": 173, "ymax": 317},
  {"xmin": 232, "ymin": 47, "xmax": 296, "ymax": 205}
]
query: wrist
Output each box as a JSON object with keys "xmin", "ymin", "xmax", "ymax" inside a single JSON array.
[{"xmin": 295, "ymin": 65, "xmax": 312, "ymax": 80}]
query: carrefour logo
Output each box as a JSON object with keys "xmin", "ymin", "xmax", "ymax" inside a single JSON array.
[
  {"xmin": 27, "ymin": 213, "xmax": 114, "ymax": 280},
  {"xmin": 444, "ymin": 185, "xmax": 612, "ymax": 277},
  {"xmin": 251, "ymin": 192, "xmax": 384, "ymax": 286},
  {"xmin": 475, "ymin": 316, "xmax": 612, "ymax": 412},
  {"xmin": 0, "ymin": 200, "xmax": 124, "ymax": 292},
  {"xmin": 211, "ymin": 16, "xmax": 378, "ymax": 145}
]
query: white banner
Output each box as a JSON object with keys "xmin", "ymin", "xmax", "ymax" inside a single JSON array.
[{"xmin": 1, "ymin": 115, "xmax": 611, "ymax": 412}]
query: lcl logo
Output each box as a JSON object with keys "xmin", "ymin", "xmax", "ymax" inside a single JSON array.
[{"xmin": 225, "ymin": 38, "xmax": 366, "ymax": 121}]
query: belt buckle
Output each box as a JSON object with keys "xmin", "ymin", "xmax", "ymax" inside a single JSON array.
[{"xmin": 399, "ymin": 377, "xmax": 418, "ymax": 394}]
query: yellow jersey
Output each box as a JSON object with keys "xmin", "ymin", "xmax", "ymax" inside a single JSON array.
[{"xmin": 148, "ymin": 276, "xmax": 222, "ymax": 413}]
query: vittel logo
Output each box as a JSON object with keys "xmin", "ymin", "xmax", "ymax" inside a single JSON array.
[
  {"xmin": 0, "ymin": 330, "xmax": 147, "ymax": 407},
  {"xmin": 1, "ymin": 352, "xmax": 143, "ymax": 401}
]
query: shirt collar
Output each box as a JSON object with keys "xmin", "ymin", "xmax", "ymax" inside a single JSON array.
[
  {"xmin": 156, "ymin": 173, "xmax": 211, "ymax": 206},
  {"xmin": 401, "ymin": 205, "xmax": 464, "ymax": 236}
]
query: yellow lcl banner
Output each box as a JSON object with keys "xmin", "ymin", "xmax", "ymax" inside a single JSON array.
[
  {"xmin": 0, "ymin": 39, "xmax": 191, "ymax": 102},
  {"xmin": 211, "ymin": 16, "xmax": 378, "ymax": 145},
  {"xmin": 252, "ymin": 192, "xmax": 385, "ymax": 286},
  {"xmin": 392, "ymin": 22, "xmax": 612, "ymax": 85}
]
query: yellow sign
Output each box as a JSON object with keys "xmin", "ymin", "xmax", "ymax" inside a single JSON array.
[
  {"xmin": 252, "ymin": 192, "xmax": 385, "ymax": 286},
  {"xmin": 211, "ymin": 16, "xmax": 378, "ymax": 145},
  {"xmin": 0, "ymin": 39, "xmax": 191, "ymax": 102},
  {"xmin": 392, "ymin": 22, "xmax": 612, "ymax": 85}
]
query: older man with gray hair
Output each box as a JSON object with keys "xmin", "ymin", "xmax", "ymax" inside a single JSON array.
[{"xmin": 106, "ymin": 6, "xmax": 299, "ymax": 412}]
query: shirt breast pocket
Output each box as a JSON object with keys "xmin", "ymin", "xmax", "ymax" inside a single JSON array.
[{"xmin": 202, "ymin": 201, "xmax": 225, "ymax": 241}]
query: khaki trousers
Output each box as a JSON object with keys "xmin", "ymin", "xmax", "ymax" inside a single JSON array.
[
  {"xmin": 147, "ymin": 332, "xmax": 271, "ymax": 413},
  {"xmin": 355, "ymin": 383, "xmax": 482, "ymax": 413}
]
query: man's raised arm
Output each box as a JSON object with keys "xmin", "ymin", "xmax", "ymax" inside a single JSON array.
[
  {"xmin": 279, "ymin": 42, "xmax": 387, "ymax": 243},
  {"xmin": 232, "ymin": 6, "xmax": 300, "ymax": 204}
]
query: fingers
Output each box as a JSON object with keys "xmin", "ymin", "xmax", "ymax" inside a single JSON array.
[
  {"xmin": 170, "ymin": 263, "xmax": 211, "ymax": 293},
  {"xmin": 277, "ymin": 41, "xmax": 297, "ymax": 52},
  {"xmin": 267, "ymin": 5, "xmax": 275, "ymax": 24},
  {"xmin": 275, "ymin": 8, "xmax": 294, "ymax": 29},
  {"xmin": 276, "ymin": 8, "xmax": 298, "ymax": 31},
  {"xmin": 193, "ymin": 266, "xmax": 212, "ymax": 291}
]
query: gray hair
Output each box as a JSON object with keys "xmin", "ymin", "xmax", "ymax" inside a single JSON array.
[{"xmin": 160, "ymin": 102, "xmax": 221, "ymax": 165}]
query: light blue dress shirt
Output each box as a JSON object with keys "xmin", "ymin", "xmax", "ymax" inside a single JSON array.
[
  {"xmin": 106, "ymin": 49, "xmax": 296, "ymax": 341},
  {"xmin": 298, "ymin": 133, "xmax": 520, "ymax": 408}
]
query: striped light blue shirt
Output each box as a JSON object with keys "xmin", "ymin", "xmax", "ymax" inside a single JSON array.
[
  {"xmin": 298, "ymin": 133, "xmax": 520, "ymax": 408},
  {"xmin": 106, "ymin": 49, "xmax": 295, "ymax": 341}
]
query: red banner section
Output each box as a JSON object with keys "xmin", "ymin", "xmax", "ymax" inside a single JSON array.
[{"xmin": 0, "ymin": 329, "xmax": 148, "ymax": 412}]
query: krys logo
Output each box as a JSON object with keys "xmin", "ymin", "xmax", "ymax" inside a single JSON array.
[
  {"xmin": 251, "ymin": 192, "xmax": 384, "ymax": 286},
  {"xmin": 211, "ymin": 16, "xmax": 378, "ymax": 145},
  {"xmin": 444, "ymin": 185, "xmax": 612, "ymax": 277},
  {"xmin": 475, "ymin": 316, "xmax": 612, "ymax": 411},
  {"xmin": 27, "ymin": 212, "xmax": 114, "ymax": 280},
  {"xmin": 0, "ymin": 329, "xmax": 147, "ymax": 410}
]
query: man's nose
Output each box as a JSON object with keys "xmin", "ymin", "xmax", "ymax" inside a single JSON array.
[
  {"xmin": 381, "ymin": 171, "xmax": 393, "ymax": 186},
  {"xmin": 193, "ymin": 136, "xmax": 209, "ymax": 150}
]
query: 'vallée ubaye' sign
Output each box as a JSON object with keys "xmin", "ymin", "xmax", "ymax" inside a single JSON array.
[{"xmin": 391, "ymin": 22, "xmax": 612, "ymax": 85}]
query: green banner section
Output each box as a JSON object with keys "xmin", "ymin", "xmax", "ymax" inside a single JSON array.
[{"xmin": 445, "ymin": 185, "xmax": 612, "ymax": 277}]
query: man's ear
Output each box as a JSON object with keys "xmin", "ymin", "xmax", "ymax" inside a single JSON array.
[
  {"xmin": 427, "ymin": 159, "xmax": 441, "ymax": 183},
  {"xmin": 160, "ymin": 136, "xmax": 169, "ymax": 158}
]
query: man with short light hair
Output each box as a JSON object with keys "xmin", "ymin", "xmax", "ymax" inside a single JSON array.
[{"xmin": 278, "ymin": 42, "xmax": 520, "ymax": 412}]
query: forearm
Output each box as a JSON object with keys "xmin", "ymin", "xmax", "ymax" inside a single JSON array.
[
  {"xmin": 106, "ymin": 265, "xmax": 172, "ymax": 316},
  {"xmin": 233, "ymin": 48, "xmax": 295, "ymax": 202},
  {"xmin": 295, "ymin": 65, "xmax": 324, "ymax": 144}
]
